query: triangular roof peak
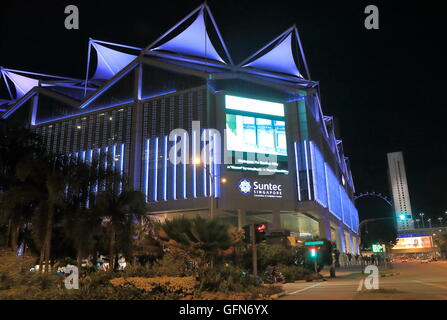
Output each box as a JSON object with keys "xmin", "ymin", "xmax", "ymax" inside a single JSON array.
[
  {"xmin": 87, "ymin": 39, "xmax": 140, "ymax": 81},
  {"xmin": 239, "ymin": 26, "xmax": 311, "ymax": 80},
  {"xmin": 144, "ymin": 4, "xmax": 233, "ymax": 66},
  {"xmin": 1, "ymin": 67, "xmax": 79, "ymax": 101}
]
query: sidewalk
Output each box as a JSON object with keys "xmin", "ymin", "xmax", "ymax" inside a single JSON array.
[{"xmin": 319, "ymin": 264, "xmax": 391, "ymax": 279}]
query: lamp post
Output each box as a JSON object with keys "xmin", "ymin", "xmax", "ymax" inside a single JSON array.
[
  {"xmin": 427, "ymin": 218, "xmax": 432, "ymax": 229},
  {"xmin": 415, "ymin": 219, "xmax": 420, "ymax": 229},
  {"xmin": 419, "ymin": 213, "xmax": 425, "ymax": 228},
  {"xmin": 439, "ymin": 217, "xmax": 443, "ymax": 227}
]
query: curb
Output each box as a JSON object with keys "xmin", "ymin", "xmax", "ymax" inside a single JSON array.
[
  {"xmin": 270, "ymin": 291, "xmax": 286, "ymax": 299},
  {"xmin": 380, "ymin": 272, "xmax": 400, "ymax": 277}
]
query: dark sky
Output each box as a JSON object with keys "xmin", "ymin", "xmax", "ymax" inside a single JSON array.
[{"xmin": 1, "ymin": 1, "xmax": 446, "ymax": 223}]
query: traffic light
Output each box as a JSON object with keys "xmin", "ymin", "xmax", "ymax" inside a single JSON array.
[
  {"xmin": 255, "ymin": 224, "xmax": 267, "ymax": 243},
  {"xmin": 242, "ymin": 224, "xmax": 267, "ymax": 243},
  {"xmin": 242, "ymin": 225, "xmax": 250, "ymax": 244},
  {"xmin": 310, "ymin": 247, "xmax": 317, "ymax": 258}
]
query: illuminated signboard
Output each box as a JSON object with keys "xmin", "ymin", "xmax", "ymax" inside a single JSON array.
[
  {"xmin": 238, "ymin": 178, "xmax": 283, "ymax": 199},
  {"xmin": 392, "ymin": 236, "xmax": 433, "ymax": 250},
  {"xmin": 225, "ymin": 95, "xmax": 288, "ymax": 175},
  {"xmin": 372, "ymin": 244, "xmax": 383, "ymax": 253}
]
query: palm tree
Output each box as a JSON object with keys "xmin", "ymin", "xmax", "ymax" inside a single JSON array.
[
  {"xmin": 94, "ymin": 183, "xmax": 146, "ymax": 270},
  {"xmin": 0, "ymin": 120, "xmax": 44, "ymax": 253},
  {"xmin": 160, "ymin": 216, "xmax": 233, "ymax": 268},
  {"xmin": 0, "ymin": 184, "xmax": 43, "ymax": 253}
]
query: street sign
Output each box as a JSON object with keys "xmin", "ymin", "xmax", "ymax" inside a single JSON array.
[
  {"xmin": 372, "ymin": 243, "xmax": 383, "ymax": 253},
  {"xmin": 304, "ymin": 241, "xmax": 324, "ymax": 246}
]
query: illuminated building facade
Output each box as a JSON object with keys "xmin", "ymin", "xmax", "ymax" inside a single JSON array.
[{"xmin": 1, "ymin": 5, "xmax": 359, "ymax": 254}]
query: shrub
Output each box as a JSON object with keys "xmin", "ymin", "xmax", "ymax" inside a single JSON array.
[
  {"xmin": 255, "ymin": 243, "xmax": 294, "ymax": 272},
  {"xmin": 198, "ymin": 265, "xmax": 259, "ymax": 293},
  {"xmin": 275, "ymin": 264, "xmax": 311, "ymax": 282},
  {"xmin": 110, "ymin": 276, "xmax": 197, "ymax": 299}
]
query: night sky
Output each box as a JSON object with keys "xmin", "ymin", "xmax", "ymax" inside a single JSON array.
[{"xmin": 1, "ymin": 1, "xmax": 445, "ymax": 223}]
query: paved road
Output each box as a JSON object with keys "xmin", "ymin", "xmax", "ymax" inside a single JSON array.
[{"xmin": 280, "ymin": 261, "xmax": 447, "ymax": 300}]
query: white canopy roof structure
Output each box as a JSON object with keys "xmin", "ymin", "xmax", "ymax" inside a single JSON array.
[
  {"xmin": 145, "ymin": 4, "xmax": 233, "ymax": 65},
  {"xmin": 239, "ymin": 26, "xmax": 311, "ymax": 80},
  {"xmin": 89, "ymin": 40, "xmax": 140, "ymax": 80},
  {"xmin": 0, "ymin": 67, "xmax": 80, "ymax": 101}
]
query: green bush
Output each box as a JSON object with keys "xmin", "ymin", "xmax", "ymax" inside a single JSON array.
[
  {"xmin": 275, "ymin": 264, "xmax": 311, "ymax": 282},
  {"xmin": 199, "ymin": 265, "xmax": 259, "ymax": 293},
  {"xmin": 255, "ymin": 243, "xmax": 294, "ymax": 272}
]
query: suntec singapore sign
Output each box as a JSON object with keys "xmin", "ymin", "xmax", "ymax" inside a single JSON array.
[{"xmin": 238, "ymin": 179, "xmax": 283, "ymax": 199}]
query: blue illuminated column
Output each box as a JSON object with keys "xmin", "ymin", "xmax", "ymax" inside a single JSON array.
[
  {"xmin": 111, "ymin": 144, "xmax": 116, "ymax": 171},
  {"xmin": 294, "ymin": 141, "xmax": 301, "ymax": 201},
  {"xmin": 203, "ymin": 136, "xmax": 207, "ymax": 197},
  {"xmin": 144, "ymin": 138, "xmax": 150, "ymax": 202},
  {"xmin": 163, "ymin": 136, "xmax": 168, "ymax": 201},
  {"xmin": 213, "ymin": 132, "xmax": 219, "ymax": 197},
  {"xmin": 172, "ymin": 135, "xmax": 177, "ymax": 200},
  {"xmin": 192, "ymin": 130, "xmax": 197, "ymax": 198},
  {"xmin": 183, "ymin": 132, "xmax": 187, "ymax": 199},
  {"xmin": 303, "ymin": 140, "xmax": 312, "ymax": 200},
  {"xmin": 153, "ymin": 137, "xmax": 159, "ymax": 201},
  {"xmin": 119, "ymin": 143, "xmax": 124, "ymax": 192},
  {"xmin": 103, "ymin": 146, "xmax": 108, "ymax": 191}
]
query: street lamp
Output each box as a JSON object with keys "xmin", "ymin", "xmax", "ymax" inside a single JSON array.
[
  {"xmin": 427, "ymin": 218, "xmax": 432, "ymax": 229},
  {"xmin": 415, "ymin": 218, "xmax": 420, "ymax": 229},
  {"xmin": 419, "ymin": 213, "xmax": 425, "ymax": 228},
  {"xmin": 438, "ymin": 217, "xmax": 443, "ymax": 227}
]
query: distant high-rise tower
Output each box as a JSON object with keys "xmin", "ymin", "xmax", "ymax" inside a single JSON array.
[{"xmin": 387, "ymin": 152, "xmax": 414, "ymax": 230}]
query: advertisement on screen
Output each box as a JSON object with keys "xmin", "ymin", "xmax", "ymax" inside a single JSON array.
[
  {"xmin": 225, "ymin": 95, "xmax": 288, "ymax": 175},
  {"xmin": 392, "ymin": 236, "xmax": 433, "ymax": 250}
]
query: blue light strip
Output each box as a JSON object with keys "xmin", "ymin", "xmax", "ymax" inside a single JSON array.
[
  {"xmin": 203, "ymin": 137, "xmax": 207, "ymax": 197},
  {"xmin": 309, "ymin": 141, "xmax": 318, "ymax": 203},
  {"xmin": 2, "ymin": 92, "xmax": 37, "ymax": 119},
  {"xmin": 140, "ymin": 90, "xmax": 177, "ymax": 101},
  {"xmin": 153, "ymin": 137, "xmax": 159, "ymax": 201},
  {"xmin": 86, "ymin": 149, "xmax": 93, "ymax": 208},
  {"xmin": 324, "ymin": 164, "xmax": 331, "ymax": 214},
  {"xmin": 145, "ymin": 138, "xmax": 150, "ymax": 202},
  {"xmin": 94, "ymin": 148, "xmax": 100, "ymax": 193},
  {"xmin": 208, "ymin": 133, "xmax": 213, "ymax": 197},
  {"xmin": 183, "ymin": 132, "xmax": 187, "ymax": 199},
  {"xmin": 192, "ymin": 130, "xmax": 197, "ymax": 198},
  {"xmin": 163, "ymin": 136, "xmax": 168, "ymax": 201},
  {"xmin": 304, "ymin": 140, "xmax": 312, "ymax": 200},
  {"xmin": 80, "ymin": 63, "xmax": 137, "ymax": 109},
  {"xmin": 294, "ymin": 141, "xmax": 301, "ymax": 201},
  {"xmin": 111, "ymin": 144, "xmax": 116, "ymax": 171},
  {"xmin": 172, "ymin": 135, "xmax": 177, "ymax": 201},
  {"xmin": 119, "ymin": 143, "xmax": 124, "ymax": 193},
  {"xmin": 81, "ymin": 150, "xmax": 86, "ymax": 162},
  {"xmin": 213, "ymin": 132, "xmax": 219, "ymax": 197}
]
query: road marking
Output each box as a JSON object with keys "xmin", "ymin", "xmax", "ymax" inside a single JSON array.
[
  {"xmin": 357, "ymin": 279, "xmax": 364, "ymax": 291},
  {"xmin": 412, "ymin": 280, "xmax": 447, "ymax": 290},
  {"xmin": 288, "ymin": 282, "xmax": 322, "ymax": 295}
]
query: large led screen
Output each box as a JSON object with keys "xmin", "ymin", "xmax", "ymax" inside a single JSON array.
[
  {"xmin": 225, "ymin": 95, "xmax": 288, "ymax": 175},
  {"xmin": 392, "ymin": 236, "xmax": 433, "ymax": 250}
]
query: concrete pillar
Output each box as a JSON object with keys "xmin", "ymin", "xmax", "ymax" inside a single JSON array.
[
  {"xmin": 318, "ymin": 210, "xmax": 332, "ymax": 241},
  {"xmin": 272, "ymin": 210, "xmax": 281, "ymax": 229},
  {"xmin": 237, "ymin": 209, "xmax": 246, "ymax": 230},
  {"xmin": 128, "ymin": 63, "xmax": 143, "ymax": 190}
]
